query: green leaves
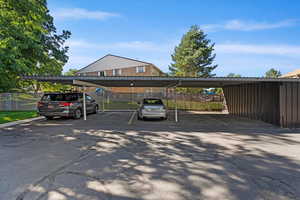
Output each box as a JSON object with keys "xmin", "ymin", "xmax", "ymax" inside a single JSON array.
[
  {"xmin": 169, "ymin": 25, "xmax": 217, "ymax": 77},
  {"xmin": 265, "ymin": 68, "xmax": 281, "ymax": 78},
  {"xmin": 0, "ymin": 0, "xmax": 71, "ymax": 92}
]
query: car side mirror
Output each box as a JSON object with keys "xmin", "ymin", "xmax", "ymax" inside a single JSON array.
[{"xmin": 91, "ymin": 99, "xmax": 95, "ymax": 103}]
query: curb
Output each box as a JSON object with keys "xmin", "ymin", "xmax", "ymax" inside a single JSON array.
[{"xmin": 0, "ymin": 116, "xmax": 45, "ymax": 128}]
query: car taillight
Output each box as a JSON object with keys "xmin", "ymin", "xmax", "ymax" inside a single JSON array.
[
  {"xmin": 37, "ymin": 101, "xmax": 43, "ymax": 107},
  {"xmin": 59, "ymin": 102, "xmax": 73, "ymax": 107}
]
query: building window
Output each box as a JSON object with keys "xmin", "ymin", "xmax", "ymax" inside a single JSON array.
[
  {"xmin": 98, "ymin": 71, "xmax": 105, "ymax": 76},
  {"xmin": 136, "ymin": 66, "xmax": 145, "ymax": 73},
  {"xmin": 113, "ymin": 69, "xmax": 122, "ymax": 76}
]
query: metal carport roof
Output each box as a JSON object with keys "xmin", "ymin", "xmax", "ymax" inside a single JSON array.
[{"xmin": 22, "ymin": 76, "xmax": 300, "ymax": 88}]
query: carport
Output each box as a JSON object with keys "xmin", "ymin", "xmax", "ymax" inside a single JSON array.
[{"xmin": 22, "ymin": 76, "xmax": 300, "ymax": 128}]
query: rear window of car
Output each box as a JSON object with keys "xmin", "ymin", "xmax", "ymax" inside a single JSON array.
[
  {"xmin": 143, "ymin": 99, "xmax": 163, "ymax": 105},
  {"xmin": 42, "ymin": 94, "xmax": 79, "ymax": 101}
]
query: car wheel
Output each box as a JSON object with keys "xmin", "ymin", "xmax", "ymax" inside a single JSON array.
[
  {"xmin": 93, "ymin": 105, "xmax": 98, "ymax": 114},
  {"xmin": 74, "ymin": 109, "xmax": 82, "ymax": 119},
  {"xmin": 45, "ymin": 116, "xmax": 53, "ymax": 120},
  {"xmin": 137, "ymin": 113, "xmax": 142, "ymax": 120}
]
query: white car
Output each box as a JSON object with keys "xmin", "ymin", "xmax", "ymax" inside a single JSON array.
[{"xmin": 137, "ymin": 98, "xmax": 167, "ymax": 120}]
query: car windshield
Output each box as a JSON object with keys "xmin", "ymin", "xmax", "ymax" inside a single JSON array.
[
  {"xmin": 143, "ymin": 99, "xmax": 163, "ymax": 105},
  {"xmin": 42, "ymin": 94, "xmax": 79, "ymax": 101}
]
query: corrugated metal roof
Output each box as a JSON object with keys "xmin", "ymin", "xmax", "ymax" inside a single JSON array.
[
  {"xmin": 77, "ymin": 54, "xmax": 155, "ymax": 73},
  {"xmin": 22, "ymin": 75, "xmax": 300, "ymax": 88}
]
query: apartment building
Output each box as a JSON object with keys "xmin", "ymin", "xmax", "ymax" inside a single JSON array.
[{"xmin": 76, "ymin": 54, "xmax": 165, "ymax": 93}]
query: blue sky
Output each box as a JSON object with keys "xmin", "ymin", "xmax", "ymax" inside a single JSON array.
[{"xmin": 48, "ymin": 0, "xmax": 300, "ymax": 76}]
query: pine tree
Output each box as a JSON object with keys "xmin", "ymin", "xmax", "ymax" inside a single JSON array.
[{"xmin": 169, "ymin": 25, "xmax": 217, "ymax": 77}]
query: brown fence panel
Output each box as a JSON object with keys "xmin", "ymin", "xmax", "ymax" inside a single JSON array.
[
  {"xmin": 224, "ymin": 83, "xmax": 281, "ymax": 126},
  {"xmin": 279, "ymin": 82, "xmax": 300, "ymax": 128}
]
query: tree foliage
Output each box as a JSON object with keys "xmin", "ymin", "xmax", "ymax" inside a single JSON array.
[
  {"xmin": 227, "ymin": 73, "xmax": 242, "ymax": 78},
  {"xmin": 64, "ymin": 68, "xmax": 78, "ymax": 76},
  {"xmin": 41, "ymin": 68, "xmax": 78, "ymax": 92},
  {"xmin": 169, "ymin": 25, "xmax": 217, "ymax": 77},
  {"xmin": 265, "ymin": 68, "xmax": 281, "ymax": 78},
  {"xmin": 0, "ymin": 0, "xmax": 71, "ymax": 92}
]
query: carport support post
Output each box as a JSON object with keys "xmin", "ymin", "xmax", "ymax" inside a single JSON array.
[
  {"xmin": 83, "ymin": 87, "xmax": 87, "ymax": 120},
  {"xmin": 102, "ymin": 90, "xmax": 105, "ymax": 112},
  {"xmin": 175, "ymin": 87, "xmax": 178, "ymax": 122}
]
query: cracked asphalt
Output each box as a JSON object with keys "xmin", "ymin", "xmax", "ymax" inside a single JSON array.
[{"xmin": 1, "ymin": 111, "xmax": 300, "ymax": 200}]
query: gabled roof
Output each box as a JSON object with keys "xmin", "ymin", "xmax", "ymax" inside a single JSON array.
[
  {"xmin": 281, "ymin": 69, "xmax": 300, "ymax": 78},
  {"xmin": 77, "ymin": 54, "xmax": 159, "ymax": 73}
]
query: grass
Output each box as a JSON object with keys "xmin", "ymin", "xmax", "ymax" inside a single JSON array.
[
  {"xmin": 0, "ymin": 111, "xmax": 38, "ymax": 124},
  {"xmin": 103, "ymin": 101, "xmax": 139, "ymax": 110},
  {"xmin": 165, "ymin": 100, "xmax": 224, "ymax": 111},
  {"xmin": 102, "ymin": 100, "xmax": 223, "ymax": 111}
]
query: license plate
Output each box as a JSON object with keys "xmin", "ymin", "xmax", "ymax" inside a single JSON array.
[{"xmin": 48, "ymin": 105, "xmax": 54, "ymax": 109}]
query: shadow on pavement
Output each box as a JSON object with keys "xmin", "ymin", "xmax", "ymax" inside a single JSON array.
[{"xmin": 1, "ymin": 111, "xmax": 300, "ymax": 200}]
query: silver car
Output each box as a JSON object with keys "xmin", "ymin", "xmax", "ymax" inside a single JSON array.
[{"xmin": 137, "ymin": 98, "xmax": 167, "ymax": 120}]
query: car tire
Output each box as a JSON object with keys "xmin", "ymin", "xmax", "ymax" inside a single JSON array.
[
  {"xmin": 45, "ymin": 116, "xmax": 54, "ymax": 120},
  {"xmin": 137, "ymin": 114, "xmax": 142, "ymax": 120},
  {"xmin": 92, "ymin": 105, "xmax": 98, "ymax": 114},
  {"xmin": 74, "ymin": 109, "xmax": 82, "ymax": 119}
]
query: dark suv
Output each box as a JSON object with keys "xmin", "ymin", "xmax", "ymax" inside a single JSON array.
[{"xmin": 37, "ymin": 93, "xmax": 98, "ymax": 120}]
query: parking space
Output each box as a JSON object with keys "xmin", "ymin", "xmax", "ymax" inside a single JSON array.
[{"xmin": 1, "ymin": 112, "xmax": 300, "ymax": 200}]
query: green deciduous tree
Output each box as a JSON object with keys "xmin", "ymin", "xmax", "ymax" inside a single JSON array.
[
  {"xmin": 41, "ymin": 68, "xmax": 78, "ymax": 92},
  {"xmin": 265, "ymin": 68, "xmax": 281, "ymax": 78},
  {"xmin": 227, "ymin": 73, "xmax": 242, "ymax": 78},
  {"xmin": 64, "ymin": 68, "xmax": 78, "ymax": 76},
  {"xmin": 169, "ymin": 25, "xmax": 217, "ymax": 77},
  {"xmin": 0, "ymin": 0, "xmax": 71, "ymax": 92}
]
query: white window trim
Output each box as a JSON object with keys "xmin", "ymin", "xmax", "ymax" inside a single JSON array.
[
  {"xmin": 136, "ymin": 66, "xmax": 146, "ymax": 73},
  {"xmin": 98, "ymin": 71, "xmax": 106, "ymax": 76},
  {"xmin": 113, "ymin": 69, "xmax": 122, "ymax": 76}
]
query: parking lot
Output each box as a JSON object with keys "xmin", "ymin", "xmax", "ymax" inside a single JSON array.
[{"xmin": 1, "ymin": 111, "xmax": 300, "ymax": 200}]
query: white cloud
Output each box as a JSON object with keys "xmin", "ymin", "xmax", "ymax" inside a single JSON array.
[
  {"xmin": 65, "ymin": 39, "xmax": 174, "ymax": 53},
  {"xmin": 202, "ymin": 19, "xmax": 298, "ymax": 32},
  {"xmin": 52, "ymin": 8, "xmax": 120, "ymax": 20},
  {"xmin": 64, "ymin": 39, "xmax": 300, "ymax": 75},
  {"xmin": 216, "ymin": 43, "xmax": 300, "ymax": 56}
]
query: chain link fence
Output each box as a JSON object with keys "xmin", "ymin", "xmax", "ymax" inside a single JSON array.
[
  {"xmin": 0, "ymin": 91, "xmax": 224, "ymax": 112},
  {"xmin": 0, "ymin": 93, "xmax": 42, "ymax": 111},
  {"xmin": 91, "ymin": 90, "xmax": 224, "ymax": 111}
]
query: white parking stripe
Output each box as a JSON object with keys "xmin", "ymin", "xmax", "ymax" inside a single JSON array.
[{"xmin": 128, "ymin": 111, "xmax": 137, "ymax": 125}]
